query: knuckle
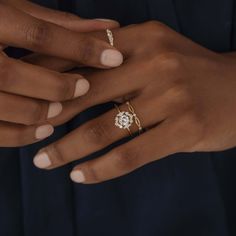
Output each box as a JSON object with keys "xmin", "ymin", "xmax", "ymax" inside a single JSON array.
[
  {"xmin": 143, "ymin": 21, "xmax": 167, "ymax": 41},
  {"xmin": 144, "ymin": 20, "xmax": 166, "ymax": 32},
  {"xmin": 156, "ymin": 52, "xmax": 183, "ymax": 71},
  {"xmin": 52, "ymin": 75, "xmax": 75, "ymax": 101},
  {"xmin": 46, "ymin": 142, "xmax": 66, "ymax": 165},
  {"xmin": 13, "ymin": 129, "xmax": 28, "ymax": 147},
  {"xmin": 12, "ymin": 126, "xmax": 34, "ymax": 147},
  {"xmin": 83, "ymin": 162, "xmax": 101, "ymax": 183},
  {"xmin": 83, "ymin": 120, "xmax": 111, "ymax": 147},
  {"xmin": 168, "ymin": 83, "xmax": 190, "ymax": 105},
  {"xmin": 114, "ymin": 147, "xmax": 139, "ymax": 171},
  {"xmin": 25, "ymin": 101, "xmax": 45, "ymax": 125},
  {"xmin": 24, "ymin": 22, "xmax": 52, "ymax": 49},
  {"xmin": 76, "ymin": 36, "xmax": 96, "ymax": 64}
]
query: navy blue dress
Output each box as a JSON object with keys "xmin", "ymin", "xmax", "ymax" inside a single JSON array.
[{"xmin": 1, "ymin": 0, "xmax": 236, "ymax": 235}]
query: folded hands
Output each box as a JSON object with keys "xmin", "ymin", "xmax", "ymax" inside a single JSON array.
[{"xmin": 1, "ymin": 0, "xmax": 236, "ymax": 184}]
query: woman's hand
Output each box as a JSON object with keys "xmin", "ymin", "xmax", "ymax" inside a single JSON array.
[
  {"xmin": 7, "ymin": 0, "xmax": 122, "ymax": 72},
  {"xmin": 33, "ymin": 21, "xmax": 236, "ymax": 184},
  {"xmin": 0, "ymin": 0, "xmax": 123, "ymax": 67},
  {"xmin": 0, "ymin": 0, "xmax": 123, "ymax": 147}
]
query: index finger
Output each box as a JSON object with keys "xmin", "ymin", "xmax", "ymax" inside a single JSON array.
[
  {"xmin": 0, "ymin": 3, "xmax": 123, "ymax": 68},
  {"xmin": 5, "ymin": 0, "xmax": 120, "ymax": 32}
]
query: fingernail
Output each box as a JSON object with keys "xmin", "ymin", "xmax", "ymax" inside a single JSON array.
[
  {"xmin": 35, "ymin": 124, "xmax": 54, "ymax": 140},
  {"xmin": 70, "ymin": 170, "xmax": 85, "ymax": 183},
  {"xmin": 74, "ymin": 79, "xmax": 90, "ymax": 98},
  {"xmin": 33, "ymin": 151, "xmax": 51, "ymax": 169},
  {"xmin": 101, "ymin": 49, "xmax": 123, "ymax": 67},
  {"xmin": 95, "ymin": 18, "xmax": 115, "ymax": 22},
  {"xmin": 47, "ymin": 102, "xmax": 63, "ymax": 119}
]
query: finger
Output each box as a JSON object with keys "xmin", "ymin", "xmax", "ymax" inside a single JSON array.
[
  {"xmin": 70, "ymin": 121, "xmax": 179, "ymax": 184},
  {"xmin": 6, "ymin": 0, "xmax": 120, "ymax": 31},
  {"xmin": 0, "ymin": 121, "xmax": 54, "ymax": 147},
  {"xmin": 0, "ymin": 3, "xmax": 123, "ymax": 68},
  {"xmin": 89, "ymin": 25, "xmax": 143, "ymax": 57},
  {"xmin": 0, "ymin": 92, "xmax": 62, "ymax": 125},
  {"xmin": 0, "ymin": 55, "xmax": 89, "ymax": 101},
  {"xmin": 50, "ymin": 62, "xmax": 146, "ymax": 126},
  {"xmin": 22, "ymin": 60, "xmax": 142, "ymax": 108},
  {"xmin": 48, "ymin": 59, "xmax": 172, "ymax": 126},
  {"xmin": 33, "ymin": 97, "xmax": 168, "ymax": 169},
  {"xmin": 0, "ymin": 44, "xmax": 6, "ymax": 50},
  {"xmin": 22, "ymin": 53, "xmax": 77, "ymax": 72},
  {"xmin": 89, "ymin": 22, "xmax": 172, "ymax": 58}
]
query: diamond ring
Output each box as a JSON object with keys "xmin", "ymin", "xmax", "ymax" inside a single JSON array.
[{"xmin": 114, "ymin": 102, "xmax": 143, "ymax": 136}]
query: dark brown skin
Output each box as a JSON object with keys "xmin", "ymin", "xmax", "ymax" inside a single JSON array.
[
  {"xmin": 0, "ymin": 0, "xmax": 122, "ymax": 146},
  {"xmin": 29, "ymin": 21, "xmax": 236, "ymax": 184}
]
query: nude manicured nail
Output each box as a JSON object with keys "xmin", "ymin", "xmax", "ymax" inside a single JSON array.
[
  {"xmin": 47, "ymin": 102, "xmax": 63, "ymax": 119},
  {"xmin": 101, "ymin": 49, "xmax": 123, "ymax": 67},
  {"xmin": 74, "ymin": 79, "xmax": 90, "ymax": 98},
  {"xmin": 70, "ymin": 170, "xmax": 85, "ymax": 183},
  {"xmin": 35, "ymin": 125, "xmax": 54, "ymax": 140},
  {"xmin": 33, "ymin": 151, "xmax": 51, "ymax": 169}
]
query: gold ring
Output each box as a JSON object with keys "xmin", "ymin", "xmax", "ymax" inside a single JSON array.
[
  {"xmin": 114, "ymin": 101, "xmax": 143, "ymax": 136},
  {"xmin": 106, "ymin": 29, "xmax": 114, "ymax": 46}
]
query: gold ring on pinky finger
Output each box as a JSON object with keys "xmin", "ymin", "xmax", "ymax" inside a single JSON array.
[
  {"xmin": 106, "ymin": 29, "xmax": 114, "ymax": 46},
  {"xmin": 114, "ymin": 101, "xmax": 143, "ymax": 136}
]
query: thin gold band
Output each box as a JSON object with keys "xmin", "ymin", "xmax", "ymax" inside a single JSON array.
[{"xmin": 126, "ymin": 102, "xmax": 143, "ymax": 133}]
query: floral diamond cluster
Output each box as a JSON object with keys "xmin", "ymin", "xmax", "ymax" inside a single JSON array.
[{"xmin": 115, "ymin": 111, "xmax": 134, "ymax": 129}]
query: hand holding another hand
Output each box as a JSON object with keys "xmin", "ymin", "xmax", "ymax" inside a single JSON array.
[{"xmin": 33, "ymin": 21, "xmax": 236, "ymax": 184}]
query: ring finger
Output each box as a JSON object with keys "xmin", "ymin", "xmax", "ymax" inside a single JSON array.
[{"xmin": 33, "ymin": 96, "xmax": 168, "ymax": 169}]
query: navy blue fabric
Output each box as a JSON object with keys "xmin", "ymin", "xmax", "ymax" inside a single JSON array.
[{"xmin": 0, "ymin": 0, "xmax": 236, "ymax": 235}]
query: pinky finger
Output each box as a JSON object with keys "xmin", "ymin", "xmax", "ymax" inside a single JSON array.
[
  {"xmin": 0, "ymin": 121, "xmax": 54, "ymax": 147},
  {"xmin": 70, "ymin": 120, "xmax": 181, "ymax": 184}
]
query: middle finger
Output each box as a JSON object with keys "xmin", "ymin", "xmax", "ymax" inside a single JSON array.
[{"xmin": 0, "ymin": 55, "xmax": 89, "ymax": 102}]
